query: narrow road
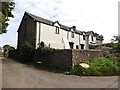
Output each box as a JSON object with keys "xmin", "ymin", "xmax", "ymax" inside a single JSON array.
[
  {"xmin": 0, "ymin": 57, "xmax": 2, "ymax": 89},
  {"xmin": 2, "ymin": 57, "xmax": 119, "ymax": 88}
]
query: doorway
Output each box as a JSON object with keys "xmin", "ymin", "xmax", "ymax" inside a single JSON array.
[{"xmin": 69, "ymin": 42, "xmax": 74, "ymax": 49}]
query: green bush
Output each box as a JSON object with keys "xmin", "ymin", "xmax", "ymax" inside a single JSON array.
[
  {"xmin": 35, "ymin": 46, "xmax": 56, "ymax": 68},
  {"xmin": 19, "ymin": 42, "xmax": 35, "ymax": 62},
  {"xmin": 67, "ymin": 57, "xmax": 120, "ymax": 76},
  {"xmin": 89, "ymin": 45, "xmax": 96, "ymax": 49},
  {"xmin": 37, "ymin": 47, "xmax": 55, "ymax": 56},
  {"xmin": 83, "ymin": 57, "xmax": 120, "ymax": 76},
  {"xmin": 68, "ymin": 43, "xmax": 120, "ymax": 76},
  {"xmin": 3, "ymin": 44, "xmax": 15, "ymax": 57},
  {"xmin": 70, "ymin": 65, "xmax": 83, "ymax": 76}
]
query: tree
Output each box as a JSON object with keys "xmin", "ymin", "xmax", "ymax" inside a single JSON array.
[
  {"xmin": 3, "ymin": 44, "xmax": 10, "ymax": 57},
  {"xmin": 94, "ymin": 33, "xmax": 104, "ymax": 41},
  {"xmin": 0, "ymin": 1, "xmax": 15, "ymax": 34},
  {"xmin": 111, "ymin": 35, "xmax": 120, "ymax": 43},
  {"xmin": 3, "ymin": 44, "xmax": 10, "ymax": 52},
  {"xmin": 9, "ymin": 46, "xmax": 15, "ymax": 50},
  {"xmin": 3, "ymin": 44, "xmax": 15, "ymax": 57}
]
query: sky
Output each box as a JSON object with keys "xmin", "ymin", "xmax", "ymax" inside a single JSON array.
[{"xmin": 0, "ymin": 0, "xmax": 119, "ymax": 48}]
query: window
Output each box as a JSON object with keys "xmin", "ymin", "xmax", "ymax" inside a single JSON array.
[
  {"xmin": 76, "ymin": 45, "xmax": 79, "ymax": 49},
  {"xmin": 81, "ymin": 44, "xmax": 84, "ymax": 49},
  {"xmin": 55, "ymin": 26, "xmax": 59, "ymax": 34},
  {"xmin": 91, "ymin": 36, "xmax": 93, "ymax": 41},
  {"xmin": 83, "ymin": 35, "xmax": 85, "ymax": 40},
  {"xmin": 69, "ymin": 42, "xmax": 74, "ymax": 49},
  {"xmin": 71, "ymin": 31, "xmax": 74, "ymax": 38}
]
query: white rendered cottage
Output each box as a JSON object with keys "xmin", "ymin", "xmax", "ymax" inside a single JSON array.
[{"xmin": 17, "ymin": 12, "xmax": 97, "ymax": 51}]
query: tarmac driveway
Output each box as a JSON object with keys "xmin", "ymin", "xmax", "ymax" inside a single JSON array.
[{"xmin": 1, "ymin": 57, "xmax": 119, "ymax": 88}]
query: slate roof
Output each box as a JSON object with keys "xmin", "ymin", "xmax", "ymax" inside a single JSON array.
[
  {"xmin": 75, "ymin": 30, "xmax": 83, "ymax": 35},
  {"xmin": 85, "ymin": 31, "xmax": 94, "ymax": 36},
  {"xmin": 27, "ymin": 12, "xmax": 53, "ymax": 26},
  {"xmin": 25, "ymin": 12, "xmax": 94, "ymax": 35},
  {"xmin": 26, "ymin": 12, "xmax": 70, "ymax": 31}
]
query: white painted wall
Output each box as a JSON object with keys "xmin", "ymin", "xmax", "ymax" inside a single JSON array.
[
  {"xmin": 80, "ymin": 35, "xmax": 85, "ymax": 44},
  {"xmin": 68, "ymin": 31, "xmax": 80, "ymax": 49},
  {"xmin": 93, "ymin": 37, "xmax": 96, "ymax": 44},
  {"xmin": 88, "ymin": 35, "xmax": 96, "ymax": 44},
  {"xmin": 35, "ymin": 22, "xmax": 97, "ymax": 49},
  {"xmin": 36, "ymin": 22, "xmax": 40, "ymax": 49},
  {"xmin": 40, "ymin": 23, "xmax": 68, "ymax": 49},
  {"xmin": 67, "ymin": 28, "xmax": 87, "ymax": 49}
]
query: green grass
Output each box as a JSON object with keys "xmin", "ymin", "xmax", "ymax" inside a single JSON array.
[
  {"xmin": 83, "ymin": 57, "xmax": 120, "ymax": 76},
  {"xmin": 68, "ymin": 57, "xmax": 120, "ymax": 76}
]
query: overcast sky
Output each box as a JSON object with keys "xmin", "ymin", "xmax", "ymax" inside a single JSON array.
[{"xmin": 0, "ymin": 0, "xmax": 119, "ymax": 48}]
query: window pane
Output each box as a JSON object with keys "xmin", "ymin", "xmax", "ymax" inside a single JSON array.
[
  {"xmin": 83, "ymin": 35, "xmax": 85, "ymax": 40},
  {"xmin": 55, "ymin": 27, "xmax": 59, "ymax": 34},
  {"xmin": 71, "ymin": 32, "xmax": 74, "ymax": 38}
]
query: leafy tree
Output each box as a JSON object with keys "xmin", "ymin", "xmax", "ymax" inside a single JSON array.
[
  {"xmin": 111, "ymin": 35, "xmax": 120, "ymax": 43},
  {"xmin": 0, "ymin": 1, "xmax": 15, "ymax": 34},
  {"xmin": 94, "ymin": 33, "xmax": 104, "ymax": 41},
  {"xmin": 19, "ymin": 42, "xmax": 35, "ymax": 61},
  {"xmin": 3, "ymin": 44, "xmax": 10, "ymax": 52},
  {"xmin": 3, "ymin": 44, "xmax": 15, "ymax": 57},
  {"xmin": 3, "ymin": 44, "xmax": 10, "ymax": 57},
  {"xmin": 9, "ymin": 46, "xmax": 15, "ymax": 50}
]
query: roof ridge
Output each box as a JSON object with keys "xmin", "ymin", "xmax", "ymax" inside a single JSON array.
[
  {"xmin": 24, "ymin": 12, "xmax": 93, "ymax": 35},
  {"xmin": 26, "ymin": 12, "xmax": 53, "ymax": 23}
]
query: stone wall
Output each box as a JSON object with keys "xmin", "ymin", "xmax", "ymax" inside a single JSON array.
[
  {"xmin": 48, "ymin": 50, "xmax": 72, "ymax": 70},
  {"xmin": 8, "ymin": 50, "xmax": 18, "ymax": 58},
  {"xmin": 34, "ymin": 49, "xmax": 72, "ymax": 70},
  {"xmin": 34, "ymin": 49, "xmax": 102, "ymax": 70},
  {"xmin": 72, "ymin": 49, "xmax": 103, "ymax": 66}
]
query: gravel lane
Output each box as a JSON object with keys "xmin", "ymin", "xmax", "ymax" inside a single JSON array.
[{"xmin": 2, "ymin": 57, "xmax": 119, "ymax": 88}]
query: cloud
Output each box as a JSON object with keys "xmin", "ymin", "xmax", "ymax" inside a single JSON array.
[{"xmin": 0, "ymin": 0, "xmax": 119, "ymax": 47}]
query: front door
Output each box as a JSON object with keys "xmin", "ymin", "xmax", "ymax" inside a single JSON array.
[
  {"xmin": 69, "ymin": 42, "xmax": 74, "ymax": 49},
  {"xmin": 80, "ymin": 44, "xmax": 84, "ymax": 49}
]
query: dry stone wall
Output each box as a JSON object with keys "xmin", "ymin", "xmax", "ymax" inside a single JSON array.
[{"xmin": 34, "ymin": 49, "xmax": 102, "ymax": 70}]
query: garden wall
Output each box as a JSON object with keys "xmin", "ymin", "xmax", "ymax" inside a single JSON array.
[
  {"xmin": 8, "ymin": 50, "xmax": 18, "ymax": 58},
  {"xmin": 72, "ymin": 49, "xmax": 103, "ymax": 66},
  {"xmin": 34, "ymin": 49, "xmax": 102, "ymax": 70}
]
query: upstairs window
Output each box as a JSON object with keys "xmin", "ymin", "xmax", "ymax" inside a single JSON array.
[
  {"xmin": 55, "ymin": 26, "xmax": 59, "ymax": 34},
  {"xmin": 71, "ymin": 31, "xmax": 74, "ymax": 38},
  {"xmin": 91, "ymin": 36, "xmax": 93, "ymax": 41},
  {"xmin": 83, "ymin": 35, "xmax": 85, "ymax": 40}
]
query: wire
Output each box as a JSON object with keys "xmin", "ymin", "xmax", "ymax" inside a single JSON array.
[
  {"xmin": 14, "ymin": 2, "xmax": 41, "ymax": 14},
  {"xmin": 6, "ymin": 0, "xmax": 48, "ymax": 30}
]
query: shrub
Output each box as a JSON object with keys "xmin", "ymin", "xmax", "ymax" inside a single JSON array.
[
  {"xmin": 67, "ymin": 57, "xmax": 120, "ymax": 76},
  {"xmin": 89, "ymin": 45, "xmax": 96, "ymax": 49},
  {"xmin": 36, "ymin": 47, "xmax": 55, "ymax": 56},
  {"xmin": 83, "ymin": 57, "xmax": 120, "ymax": 76},
  {"xmin": 3, "ymin": 44, "xmax": 15, "ymax": 57},
  {"xmin": 70, "ymin": 65, "xmax": 83, "ymax": 76},
  {"xmin": 35, "ymin": 46, "xmax": 56, "ymax": 68},
  {"xmin": 19, "ymin": 42, "xmax": 35, "ymax": 62}
]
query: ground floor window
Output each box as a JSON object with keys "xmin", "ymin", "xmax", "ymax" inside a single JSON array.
[
  {"xmin": 80, "ymin": 44, "xmax": 84, "ymax": 49},
  {"xmin": 76, "ymin": 45, "xmax": 79, "ymax": 49},
  {"xmin": 69, "ymin": 42, "xmax": 74, "ymax": 49}
]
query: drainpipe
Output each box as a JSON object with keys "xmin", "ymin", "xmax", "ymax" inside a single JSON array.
[
  {"xmin": 38, "ymin": 22, "xmax": 41, "ymax": 48},
  {"xmin": 85, "ymin": 35, "xmax": 89, "ymax": 49},
  {"xmin": 79, "ymin": 35, "xmax": 80, "ymax": 49}
]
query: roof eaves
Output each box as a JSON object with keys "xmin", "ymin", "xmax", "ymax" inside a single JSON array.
[{"xmin": 26, "ymin": 12, "xmax": 53, "ymax": 26}]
